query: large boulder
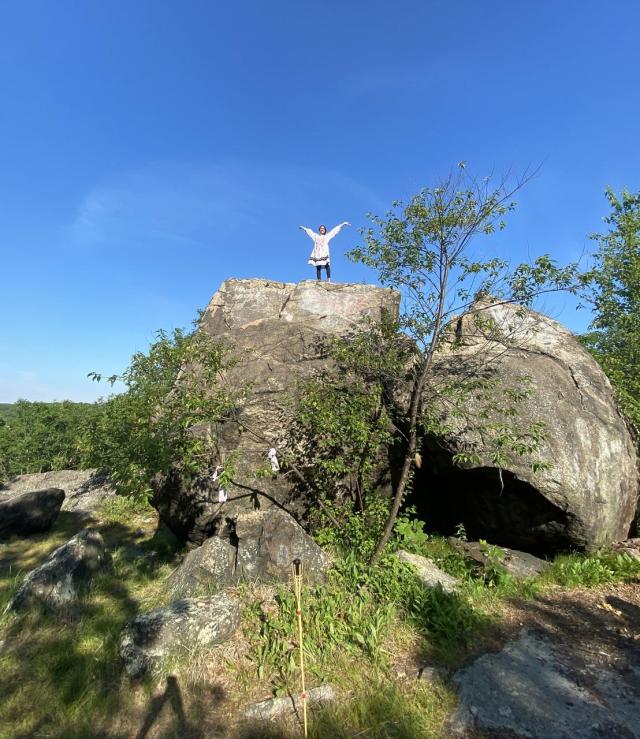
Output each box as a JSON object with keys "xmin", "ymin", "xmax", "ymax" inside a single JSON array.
[
  {"xmin": 6, "ymin": 529, "xmax": 107, "ymax": 612},
  {"xmin": 1, "ymin": 469, "xmax": 115, "ymax": 519},
  {"xmin": 0, "ymin": 488, "xmax": 65, "ymax": 538},
  {"xmin": 119, "ymin": 592, "xmax": 241, "ymax": 678},
  {"xmin": 152, "ymin": 278, "xmax": 399, "ymax": 546},
  {"xmin": 169, "ymin": 509, "xmax": 331, "ymax": 595},
  {"xmin": 418, "ymin": 297, "xmax": 638, "ymax": 552}
]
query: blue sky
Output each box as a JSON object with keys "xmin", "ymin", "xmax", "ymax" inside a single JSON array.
[{"xmin": 1, "ymin": 1, "xmax": 638, "ymax": 402}]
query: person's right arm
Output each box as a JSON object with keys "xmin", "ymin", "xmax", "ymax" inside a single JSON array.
[{"xmin": 299, "ymin": 226, "xmax": 316, "ymax": 240}]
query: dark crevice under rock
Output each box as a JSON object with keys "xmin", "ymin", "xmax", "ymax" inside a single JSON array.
[{"xmin": 410, "ymin": 442, "xmax": 577, "ymax": 554}]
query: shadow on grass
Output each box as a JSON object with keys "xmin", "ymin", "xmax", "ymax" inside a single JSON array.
[
  {"xmin": 0, "ymin": 511, "xmax": 226, "ymax": 737},
  {"xmin": 134, "ymin": 675, "xmax": 226, "ymax": 739},
  {"xmin": 0, "ymin": 510, "xmax": 89, "ymax": 572},
  {"xmin": 404, "ymin": 584, "xmax": 497, "ymax": 667}
]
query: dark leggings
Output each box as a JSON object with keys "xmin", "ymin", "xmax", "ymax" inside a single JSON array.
[{"xmin": 316, "ymin": 263, "xmax": 331, "ymax": 280}]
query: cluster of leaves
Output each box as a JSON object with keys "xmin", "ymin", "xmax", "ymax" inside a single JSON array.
[
  {"xmin": 0, "ymin": 400, "xmax": 101, "ymax": 482},
  {"xmin": 583, "ymin": 187, "xmax": 640, "ymax": 429},
  {"xmin": 81, "ymin": 326, "xmax": 240, "ymax": 499},
  {"xmin": 546, "ymin": 551, "xmax": 640, "ymax": 587}
]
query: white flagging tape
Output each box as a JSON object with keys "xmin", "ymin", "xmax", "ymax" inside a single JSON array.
[{"xmin": 268, "ymin": 448, "xmax": 280, "ymax": 472}]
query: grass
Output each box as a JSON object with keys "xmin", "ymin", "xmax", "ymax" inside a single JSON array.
[
  {"xmin": 1, "ymin": 494, "xmax": 640, "ymax": 738},
  {"xmin": 0, "ymin": 497, "xmax": 183, "ymax": 737}
]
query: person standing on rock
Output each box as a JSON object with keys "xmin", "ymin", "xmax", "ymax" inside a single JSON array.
[{"xmin": 300, "ymin": 222, "xmax": 350, "ymax": 281}]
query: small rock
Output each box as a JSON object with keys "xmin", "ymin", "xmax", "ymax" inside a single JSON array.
[
  {"xmin": 243, "ymin": 685, "xmax": 335, "ymax": 721},
  {"xmin": 168, "ymin": 509, "xmax": 331, "ymax": 594},
  {"xmin": 418, "ymin": 665, "xmax": 449, "ymax": 682},
  {"xmin": 395, "ymin": 550, "xmax": 459, "ymax": 593},
  {"xmin": 448, "ymin": 539, "xmax": 550, "ymax": 579},
  {"xmin": 119, "ymin": 592, "xmax": 241, "ymax": 678},
  {"xmin": 0, "ymin": 488, "xmax": 65, "ymax": 538},
  {"xmin": 6, "ymin": 529, "xmax": 106, "ymax": 612}
]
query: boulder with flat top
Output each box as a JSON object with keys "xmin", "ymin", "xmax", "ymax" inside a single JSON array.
[{"xmin": 152, "ymin": 278, "xmax": 399, "ymax": 546}]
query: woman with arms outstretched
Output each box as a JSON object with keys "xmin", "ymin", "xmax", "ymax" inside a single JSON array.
[{"xmin": 300, "ymin": 221, "xmax": 350, "ymax": 281}]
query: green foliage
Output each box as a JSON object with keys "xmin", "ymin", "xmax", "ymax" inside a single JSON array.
[
  {"xmin": 394, "ymin": 508, "xmax": 429, "ymax": 552},
  {"xmin": 546, "ymin": 551, "xmax": 640, "ymax": 587},
  {"xmin": 243, "ymin": 551, "xmax": 485, "ymax": 694},
  {"xmin": 311, "ymin": 496, "xmax": 391, "ymax": 560},
  {"xmin": 349, "ymin": 167, "xmax": 579, "ymax": 351},
  {"xmin": 82, "ymin": 326, "xmax": 239, "ymax": 499},
  {"xmin": 291, "ymin": 320, "xmax": 408, "ymax": 517},
  {"xmin": 0, "ymin": 403, "xmax": 19, "ymax": 423},
  {"xmin": 478, "ymin": 539, "xmax": 509, "ymax": 587},
  {"xmin": 583, "ymin": 187, "xmax": 640, "ymax": 429},
  {"xmin": 0, "ymin": 400, "xmax": 100, "ymax": 481}
]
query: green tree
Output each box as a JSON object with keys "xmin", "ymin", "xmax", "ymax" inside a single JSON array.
[
  {"xmin": 347, "ymin": 165, "xmax": 580, "ymax": 563},
  {"xmin": 0, "ymin": 400, "xmax": 100, "ymax": 481},
  {"xmin": 583, "ymin": 187, "xmax": 640, "ymax": 428},
  {"xmin": 82, "ymin": 325, "xmax": 240, "ymax": 499}
]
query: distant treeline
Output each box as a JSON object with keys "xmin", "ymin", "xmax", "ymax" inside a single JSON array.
[{"xmin": 0, "ymin": 400, "xmax": 102, "ymax": 481}]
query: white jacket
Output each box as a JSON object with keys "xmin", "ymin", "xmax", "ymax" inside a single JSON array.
[{"xmin": 301, "ymin": 222, "xmax": 349, "ymax": 266}]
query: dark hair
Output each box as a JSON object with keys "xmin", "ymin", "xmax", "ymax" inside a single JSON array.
[{"xmin": 318, "ymin": 224, "xmax": 327, "ymax": 232}]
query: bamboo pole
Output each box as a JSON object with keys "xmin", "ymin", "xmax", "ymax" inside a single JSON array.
[{"xmin": 292, "ymin": 558, "xmax": 308, "ymax": 737}]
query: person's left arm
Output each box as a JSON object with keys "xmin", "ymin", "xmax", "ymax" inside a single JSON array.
[{"xmin": 326, "ymin": 221, "xmax": 351, "ymax": 239}]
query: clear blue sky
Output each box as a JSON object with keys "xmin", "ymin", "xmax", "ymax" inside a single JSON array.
[{"xmin": 1, "ymin": 1, "xmax": 638, "ymax": 402}]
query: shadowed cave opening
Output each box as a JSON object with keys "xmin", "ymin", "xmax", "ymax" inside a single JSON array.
[{"xmin": 407, "ymin": 440, "xmax": 574, "ymax": 555}]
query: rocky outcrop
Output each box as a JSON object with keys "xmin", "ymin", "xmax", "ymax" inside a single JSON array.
[
  {"xmin": 449, "ymin": 628, "xmax": 640, "ymax": 738},
  {"xmin": 153, "ymin": 278, "xmax": 399, "ymax": 546},
  {"xmin": 151, "ymin": 279, "xmax": 637, "ymax": 554},
  {"xmin": 0, "ymin": 488, "xmax": 65, "ymax": 538},
  {"xmin": 169, "ymin": 509, "xmax": 331, "ymax": 595},
  {"xmin": 119, "ymin": 593, "xmax": 241, "ymax": 678},
  {"xmin": 6, "ymin": 529, "xmax": 107, "ymax": 612},
  {"xmin": 1, "ymin": 469, "xmax": 116, "ymax": 519},
  {"xmin": 416, "ymin": 297, "xmax": 638, "ymax": 552}
]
